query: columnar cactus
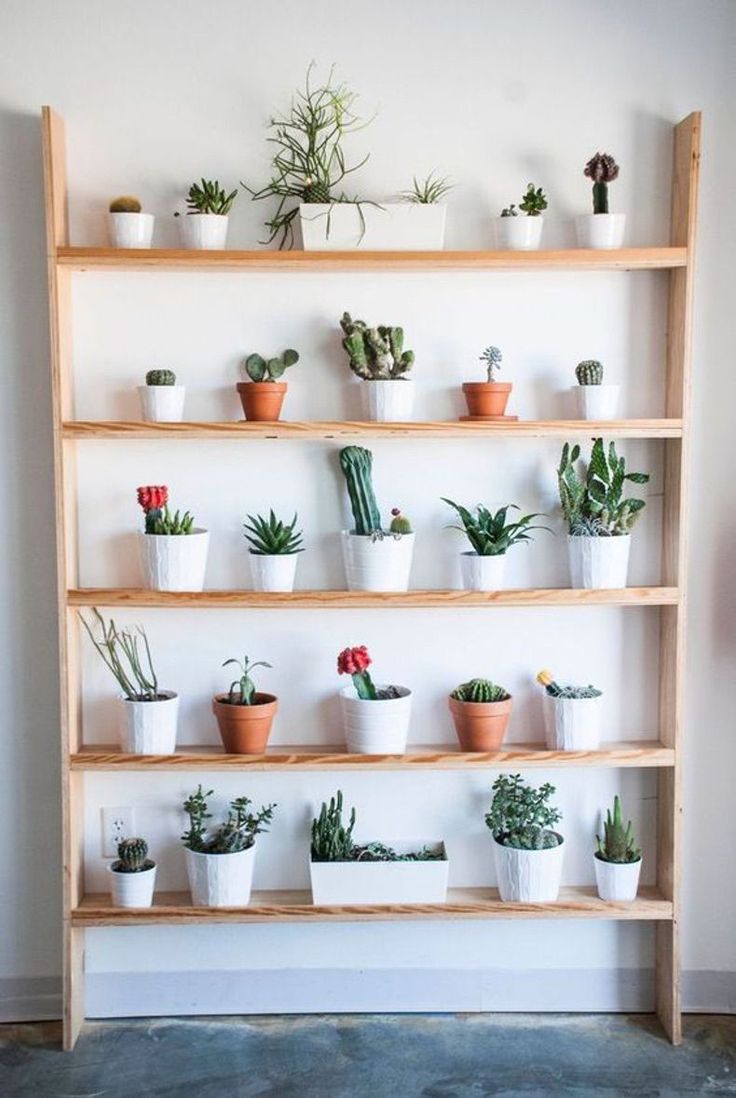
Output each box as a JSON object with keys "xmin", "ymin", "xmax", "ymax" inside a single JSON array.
[
  {"xmin": 109, "ymin": 195, "xmax": 142, "ymax": 213},
  {"xmin": 339, "ymin": 446, "xmax": 382, "ymax": 535},
  {"xmin": 311, "ymin": 790, "xmax": 356, "ymax": 862},
  {"xmin": 596, "ymin": 795, "xmax": 641, "ymax": 863},
  {"xmin": 114, "ymin": 837, "xmax": 152, "ymax": 872},
  {"xmin": 584, "ymin": 153, "xmax": 620, "ymax": 215},
  {"xmin": 536, "ymin": 669, "xmax": 602, "ymax": 699},
  {"xmin": 340, "ymin": 313, "xmax": 415, "ymax": 380},
  {"xmin": 451, "ymin": 678, "xmax": 510, "ymax": 703},
  {"xmin": 389, "ymin": 508, "xmax": 412, "ymax": 535},
  {"xmin": 575, "ymin": 360, "xmax": 603, "ymax": 386},
  {"xmin": 146, "ymin": 369, "xmax": 177, "ymax": 386}
]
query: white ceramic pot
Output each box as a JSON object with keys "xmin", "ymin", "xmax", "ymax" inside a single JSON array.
[
  {"xmin": 310, "ymin": 841, "xmax": 448, "ymax": 904},
  {"xmin": 185, "ymin": 844, "xmax": 255, "ymax": 907},
  {"xmin": 567, "ymin": 533, "xmax": 631, "ymax": 589},
  {"xmin": 341, "ymin": 531, "xmax": 415, "ymax": 592},
  {"xmin": 574, "ymin": 385, "xmax": 620, "ymax": 420},
  {"xmin": 594, "ymin": 855, "xmax": 642, "ymax": 902},
  {"xmin": 178, "ymin": 214, "xmax": 229, "ymax": 250},
  {"xmin": 493, "ymin": 835, "xmax": 565, "ymax": 902},
  {"xmin": 339, "ymin": 684, "xmax": 412, "ymax": 753},
  {"xmin": 542, "ymin": 693, "xmax": 601, "ymax": 751},
  {"xmin": 495, "ymin": 216, "xmax": 544, "ymax": 250},
  {"xmin": 360, "ymin": 380, "xmax": 415, "ymax": 422},
  {"xmin": 576, "ymin": 214, "xmax": 626, "ymax": 249},
  {"xmin": 118, "ymin": 691, "xmax": 179, "ymax": 754},
  {"xmin": 249, "ymin": 552, "xmax": 299, "ymax": 592},
  {"xmin": 137, "ymin": 385, "xmax": 186, "ymax": 423},
  {"xmin": 139, "ymin": 529, "xmax": 210, "ymax": 592},
  {"xmin": 459, "ymin": 552, "xmax": 506, "ymax": 591},
  {"xmin": 108, "ymin": 212, "xmax": 155, "ymax": 249},
  {"xmin": 299, "ymin": 202, "xmax": 446, "ymax": 250},
  {"xmin": 108, "ymin": 862, "xmax": 156, "ymax": 908}
]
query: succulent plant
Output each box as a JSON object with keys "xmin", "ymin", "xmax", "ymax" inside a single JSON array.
[
  {"xmin": 451, "ymin": 678, "xmax": 510, "ymax": 703},
  {"xmin": 181, "ymin": 178, "xmax": 237, "ymax": 216},
  {"xmin": 243, "ymin": 511, "xmax": 303, "ymax": 555},
  {"xmin": 109, "ymin": 195, "xmax": 142, "ymax": 213},
  {"xmin": 182, "ymin": 785, "xmax": 275, "ymax": 854},
  {"xmin": 442, "ymin": 499, "xmax": 549, "ymax": 556},
  {"xmin": 485, "ymin": 773, "xmax": 562, "ymax": 850},
  {"xmin": 146, "ymin": 369, "xmax": 176, "ymax": 387},
  {"xmin": 400, "ymin": 171, "xmax": 454, "ymax": 204},
  {"xmin": 557, "ymin": 439, "xmax": 649, "ymax": 536},
  {"xmin": 311, "ymin": 789, "xmax": 356, "ymax": 862},
  {"xmin": 596, "ymin": 795, "xmax": 641, "ymax": 864},
  {"xmin": 340, "ymin": 313, "xmax": 414, "ymax": 381},
  {"xmin": 479, "ymin": 345, "xmax": 502, "ymax": 382},
  {"xmin": 519, "ymin": 183, "xmax": 548, "ymax": 216},
  {"xmin": 389, "ymin": 508, "xmax": 412, "ymax": 535},
  {"xmin": 244, "ymin": 349, "xmax": 299, "ymax": 382},
  {"xmin": 339, "ymin": 446, "xmax": 382, "ymax": 536},
  {"xmin": 79, "ymin": 608, "xmax": 161, "ymax": 701},
  {"xmin": 137, "ymin": 486, "xmax": 195, "ymax": 535},
  {"xmin": 584, "ymin": 153, "xmax": 620, "ymax": 215},
  {"xmin": 221, "ymin": 655, "xmax": 272, "ymax": 706},
  {"xmin": 536, "ymin": 669, "xmax": 602, "ymax": 700},
  {"xmin": 500, "ymin": 204, "xmax": 518, "ymax": 218},
  {"xmin": 112, "ymin": 837, "xmax": 154, "ymax": 873},
  {"xmin": 575, "ymin": 360, "xmax": 603, "ymax": 386}
]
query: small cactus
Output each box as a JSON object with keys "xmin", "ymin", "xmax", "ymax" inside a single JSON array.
[
  {"xmin": 113, "ymin": 837, "xmax": 153, "ymax": 873},
  {"xmin": 146, "ymin": 369, "xmax": 177, "ymax": 387},
  {"xmin": 109, "ymin": 195, "xmax": 142, "ymax": 214},
  {"xmin": 340, "ymin": 313, "xmax": 414, "ymax": 380},
  {"xmin": 584, "ymin": 153, "xmax": 620, "ymax": 215},
  {"xmin": 536, "ymin": 669, "xmax": 601, "ymax": 699},
  {"xmin": 389, "ymin": 508, "xmax": 412, "ymax": 535},
  {"xmin": 575, "ymin": 360, "xmax": 603, "ymax": 386},
  {"xmin": 596, "ymin": 795, "xmax": 641, "ymax": 864},
  {"xmin": 451, "ymin": 678, "xmax": 510, "ymax": 703},
  {"xmin": 311, "ymin": 790, "xmax": 356, "ymax": 862},
  {"xmin": 244, "ymin": 349, "xmax": 300, "ymax": 382}
]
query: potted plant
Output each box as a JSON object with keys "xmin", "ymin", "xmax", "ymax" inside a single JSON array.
[
  {"xmin": 212, "ymin": 655, "xmax": 277, "ymax": 754},
  {"xmin": 340, "ymin": 313, "xmax": 415, "ymax": 421},
  {"xmin": 573, "ymin": 359, "xmax": 620, "ymax": 420},
  {"xmin": 442, "ymin": 499, "xmax": 549, "ymax": 590},
  {"xmin": 243, "ymin": 510, "xmax": 303, "ymax": 592},
  {"xmin": 310, "ymin": 790, "xmax": 448, "ymax": 903},
  {"xmin": 337, "ymin": 645, "xmax": 412, "ymax": 753},
  {"xmin": 339, "ymin": 446, "xmax": 414, "ymax": 591},
  {"xmin": 557, "ymin": 440, "xmax": 649, "ymax": 588},
  {"xmin": 594, "ymin": 795, "xmax": 642, "ymax": 901},
  {"xmin": 174, "ymin": 178, "xmax": 237, "ymax": 250},
  {"xmin": 108, "ymin": 837, "xmax": 156, "ymax": 908},
  {"xmin": 576, "ymin": 153, "xmax": 625, "ymax": 249},
  {"xmin": 485, "ymin": 774, "xmax": 564, "ymax": 902},
  {"xmin": 80, "ymin": 608, "xmax": 178, "ymax": 754},
  {"xmin": 137, "ymin": 485, "xmax": 209, "ymax": 592},
  {"xmin": 137, "ymin": 368, "xmax": 186, "ymax": 423},
  {"xmin": 496, "ymin": 183, "xmax": 548, "ymax": 250},
  {"xmin": 448, "ymin": 678, "xmax": 512, "ymax": 751},
  {"xmin": 108, "ymin": 195, "xmax": 154, "ymax": 249},
  {"xmin": 182, "ymin": 785, "xmax": 275, "ymax": 907},
  {"xmin": 461, "ymin": 345, "xmax": 515, "ymax": 420},
  {"xmin": 237, "ymin": 349, "xmax": 299, "ymax": 422},
  {"xmin": 536, "ymin": 669, "xmax": 602, "ymax": 751}
]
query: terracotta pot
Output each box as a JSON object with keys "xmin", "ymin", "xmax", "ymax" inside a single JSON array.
[
  {"xmin": 448, "ymin": 694, "xmax": 512, "ymax": 751},
  {"xmin": 237, "ymin": 382, "xmax": 287, "ymax": 422},
  {"xmin": 462, "ymin": 382, "xmax": 512, "ymax": 418},
  {"xmin": 212, "ymin": 692, "xmax": 277, "ymax": 753}
]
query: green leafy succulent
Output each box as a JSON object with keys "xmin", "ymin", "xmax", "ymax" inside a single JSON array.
[
  {"xmin": 182, "ymin": 178, "xmax": 237, "ymax": 216},
  {"xmin": 442, "ymin": 499, "xmax": 550, "ymax": 556},
  {"xmin": 485, "ymin": 773, "xmax": 562, "ymax": 850},
  {"xmin": 243, "ymin": 510, "xmax": 303, "ymax": 555}
]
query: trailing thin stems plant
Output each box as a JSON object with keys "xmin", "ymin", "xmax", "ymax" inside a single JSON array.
[{"xmin": 80, "ymin": 608, "xmax": 160, "ymax": 701}]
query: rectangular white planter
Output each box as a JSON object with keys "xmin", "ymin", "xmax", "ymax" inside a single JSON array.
[
  {"xmin": 299, "ymin": 203, "xmax": 446, "ymax": 250},
  {"xmin": 118, "ymin": 692, "xmax": 179, "ymax": 754},
  {"xmin": 310, "ymin": 841, "xmax": 448, "ymax": 904},
  {"xmin": 139, "ymin": 529, "xmax": 209, "ymax": 591},
  {"xmin": 542, "ymin": 693, "xmax": 601, "ymax": 751},
  {"xmin": 341, "ymin": 531, "xmax": 414, "ymax": 591}
]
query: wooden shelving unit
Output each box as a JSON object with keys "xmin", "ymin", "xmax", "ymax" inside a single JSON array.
[{"xmin": 43, "ymin": 106, "xmax": 699, "ymax": 1049}]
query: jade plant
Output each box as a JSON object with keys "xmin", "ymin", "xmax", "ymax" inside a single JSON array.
[
  {"xmin": 537, "ymin": 669, "xmax": 602, "ymax": 700},
  {"xmin": 243, "ymin": 510, "xmax": 303, "ymax": 555},
  {"xmin": 311, "ymin": 790, "xmax": 444, "ymax": 863},
  {"xmin": 244, "ymin": 349, "xmax": 299, "ymax": 383},
  {"xmin": 442, "ymin": 499, "xmax": 549, "ymax": 556},
  {"xmin": 337, "ymin": 645, "xmax": 402, "ymax": 701},
  {"xmin": 596, "ymin": 795, "xmax": 641, "ymax": 863},
  {"xmin": 109, "ymin": 196, "xmax": 142, "ymax": 213},
  {"xmin": 339, "ymin": 446, "xmax": 411, "ymax": 538},
  {"xmin": 557, "ymin": 439, "xmax": 649, "ymax": 537},
  {"xmin": 182, "ymin": 785, "xmax": 275, "ymax": 854},
  {"xmin": 451, "ymin": 679, "xmax": 510, "ymax": 703},
  {"xmin": 501, "ymin": 183, "xmax": 547, "ymax": 217},
  {"xmin": 479, "ymin": 345, "xmax": 502, "ymax": 382},
  {"xmin": 485, "ymin": 773, "xmax": 562, "ymax": 850},
  {"xmin": 80, "ymin": 608, "xmax": 162, "ymax": 701},
  {"xmin": 340, "ymin": 313, "xmax": 414, "ymax": 381},
  {"xmin": 221, "ymin": 655, "xmax": 272, "ymax": 706},
  {"xmin": 400, "ymin": 172, "xmax": 454, "ymax": 204},
  {"xmin": 180, "ymin": 178, "xmax": 237, "ymax": 216},
  {"xmin": 111, "ymin": 837, "xmax": 154, "ymax": 873},
  {"xmin": 575, "ymin": 360, "xmax": 603, "ymax": 386},
  {"xmin": 584, "ymin": 153, "xmax": 620, "ymax": 214},
  {"xmin": 137, "ymin": 485, "xmax": 195, "ymax": 535},
  {"xmin": 146, "ymin": 369, "xmax": 176, "ymax": 387}
]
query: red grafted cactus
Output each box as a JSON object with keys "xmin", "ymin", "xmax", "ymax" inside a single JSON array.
[{"xmin": 337, "ymin": 645, "xmax": 377, "ymax": 700}]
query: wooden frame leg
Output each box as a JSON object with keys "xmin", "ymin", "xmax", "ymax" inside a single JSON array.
[
  {"xmin": 63, "ymin": 925, "xmax": 85, "ymax": 1050},
  {"xmin": 656, "ymin": 920, "xmax": 681, "ymax": 1044}
]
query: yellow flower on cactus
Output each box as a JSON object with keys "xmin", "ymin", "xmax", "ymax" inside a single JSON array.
[{"xmin": 536, "ymin": 669, "xmax": 554, "ymax": 687}]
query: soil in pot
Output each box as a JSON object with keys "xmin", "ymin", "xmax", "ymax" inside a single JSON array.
[
  {"xmin": 213, "ymin": 692, "xmax": 277, "ymax": 753},
  {"xmin": 461, "ymin": 382, "xmax": 515, "ymax": 420},
  {"xmin": 448, "ymin": 695, "xmax": 512, "ymax": 751},
  {"xmin": 237, "ymin": 382, "xmax": 287, "ymax": 422}
]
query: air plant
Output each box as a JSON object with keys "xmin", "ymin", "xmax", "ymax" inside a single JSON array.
[{"xmin": 400, "ymin": 172, "xmax": 454, "ymax": 204}]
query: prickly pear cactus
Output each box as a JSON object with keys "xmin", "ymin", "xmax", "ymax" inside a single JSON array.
[
  {"xmin": 575, "ymin": 360, "xmax": 603, "ymax": 386},
  {"xmin": 146, "ymin": 369, "xmax": 177, "ymax": 386},
  {"xmin": 451, "ymin": 678, "xmax": 510, "ymax": 703},
  {"xmin": 109, "ymin": 195, "xmax": 142, "ymax": 213},
  {"xmin": 244, "ymin": 349, "xmax": 300, "ymax": 382},
  {"xmin": 113, "ymin": 837, "xmax": 152, "ymax": 873}
]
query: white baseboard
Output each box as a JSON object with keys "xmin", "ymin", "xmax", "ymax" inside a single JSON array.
[{"xmin": 0, "ymin": 977, "xmax": 62, "ymax": 1022}]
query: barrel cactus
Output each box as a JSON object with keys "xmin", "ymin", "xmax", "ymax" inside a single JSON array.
[
  {"xmin": 113, "ymin": 837, "xmax": 153, "ymax": 873},
  {"xmin": 340, "ymin": 313, "xmax": 414, "ymax": 380},
  {"xmin": 339, "ymin": 446, "xmax": 382, "ymax": 535},
  {"xmin": 596, "ymin": 795, "xmax": 641, "ymax": 863},
  {"xmin": 451, "ymin": 678, "xmax": 510, "ymax": 703},
  {"xmin": 584, "ymin": 153, "xmax": 620, "ymax": 215},
  {"xmin": 575, "ymin": 360, "xmax": 603, "ymax": 386},
  {"xmin": 389, "ymin": 508, "xmax": 412, "ymax": 535},
  {"xmin": 109, "ymin": 195, "xmax": 142, "ymax": 213},
  {"xmin": 146, "ymin": 369, "xmax": 177, "ymax": 387}
]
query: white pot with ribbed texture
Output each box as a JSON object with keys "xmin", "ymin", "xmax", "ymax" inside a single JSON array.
[
  {"xmin": 108, "ymin": 212, "xmax": 155, "ymax": 249},
  {"xmin": 360, "ymin": 380, "xmax": 415, "ymax": 422},
  {"xmin": 574, "ymin": 385, "xmax": 620, "ymax": 420},
  {"xmin": 459, "ymin": 552, "xmax": 506, "ymax": 591},
  {"xmin": 178, "ymin": 214, "xmax": 229, "ymax": 250},
  {"xmin": 140, "ymin": 529, "xmax": 209, "ymax": 592},
  {"xmin": 493, "ymin": 835, "xmax": 564, "ymax": 902},
  {"xmin": 341, "ymin": 531, "xmax": 414, "ymax": 592},
  {"xmin": 567, "ymin": 533, "xmax": 631, "ymax": 589},
  {"xmin": 495, "ymin": 216, "xmax": 544, "ymax": 250},
  {"xmin": 594, "ymin": 855, "xmax": 641, "ymax": 902},
  {"xmin": 118, "ymin": 692, "xmax": 179, "ymax": 754},
  {"xmin": 576, "ymin": 213, "xmax": 626, "ymax": 249},
  {"xmin": 310, "ymin": 842, "xmax": 448, "ymax": 904},
  {"xmin": 339, "ymin": 684, "xmax": 412, "ymax": 754},
  {"xmin": 249, "ymin": 552, "xmax": 299, "ymax": 592},
  {"xmin": 108, "ymin": 863, "xmax": 157, "ymax": 908},
  {"xmin": 185, "ymin": 845, "xmax": 255, "ymax": 907},
  {"xmin": 137, "ymin": 385, "xmax": 186, "ymax": 422},
  {"xmin": 299, "ymin": 202, "xmax": 446, "ymax": 250},
  {"xmin": 542, "ymin": 693, "xmax": 601, "ymax": 751}
]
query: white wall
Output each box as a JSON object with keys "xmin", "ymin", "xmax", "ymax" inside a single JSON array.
[{"xmin": 1, "ymin": 0, "xmax": 735, "ymax": 1020}]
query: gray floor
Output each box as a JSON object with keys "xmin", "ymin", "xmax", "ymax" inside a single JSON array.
[{"xmin": 1, "ymin": 1014, "xmax": 735, "ymax": 1097}]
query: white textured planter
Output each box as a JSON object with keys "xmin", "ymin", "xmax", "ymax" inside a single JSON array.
[
  {"xmin": 542, "ymin": 693, "xmax": 601, "ymax": 751},
  {"xmin": 299, "ymin": 203, "xmax": 446, "ymax": 250},
  {"xmin": 108, "ymin": 863, "xmax": 156, "ymax": 908},
  {"xmin": 178, "ymin": 214, "xmax": 229, "ymax": 250},
  {"xmin": 594, "ymin": 855, "xmax": 642, "ymax": 902},
  {"xmin": 310, "ymin": 842, "xmax": 448, "ymax": 904},
  {"xmin": 137, "ymin": 385, "xmax": 186, "ymax": 422},
  {"xmin": 576, "ymin": 213, "xmax": 626, "ymax": 249},
  {"xmin": 360, "ymin": 380, "xmax": 415, "ymax": 422},
  {"xmin": 140, "ymin": 529, "xmax": 209, "ymax": 592},
  {"xmin": 574, "ymin": 385, "xmax": 620, "ymax": 420},
  {"xmin": 341, "ymin": 531, "xmax": 414, "ymax": 592},
  {"xmin": 108, "ymin": 212, "xmax": 155, "ymax": 249},
  {"xmin": 339, "ymin": 684, "xmax": 412, "ymax": 754},
  {"xmin": 459, "ymin": 552, "xmax": 507, "ymax": 591},
  {"xmin": 118, "ymin": 692, "xmax": 179, "ymax": 754},
  {"xmin": 567, "ymin": 533, "xmax": 631, "ymax": 589},
  {"xmin": 249, "ymin": 552, "xmax": 299, "ymax": 592},
  {"xmin": 495, "ymin": 216, "xmax": 544, "ymax": 250},
  {"xmin": 185, "ymin": 845, "xmax": 255, "ymax": 907},
  {"xmin": 493, "ymin": 835, "xmax": 564, "ymax": 902}
]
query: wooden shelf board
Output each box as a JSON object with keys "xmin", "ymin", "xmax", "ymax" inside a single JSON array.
[
  {"xmin": 62, "ymin": 419, "xmax": 683, "ymax": 440},
  {"xmin": 73, "ymin": 885, "xmax": 672, "ymax": 925},
  {"xmin": 71, "ymin": 740, "xmax": 674, "ymax": 770}
]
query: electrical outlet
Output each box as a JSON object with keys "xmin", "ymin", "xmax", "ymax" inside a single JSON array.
[{"xmin": 101, "ymin": 806, "xmax": 135, "ymax": 858}]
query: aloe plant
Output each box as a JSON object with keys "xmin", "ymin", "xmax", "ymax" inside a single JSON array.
[{"xmin": 442, "ymin": 500, "xmax": 549, "ymax": 556}]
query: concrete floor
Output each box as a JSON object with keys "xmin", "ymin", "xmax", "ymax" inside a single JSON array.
[{"xmin": 1, "ymin": 1014, "xmax": 735, "ymax": 1097}]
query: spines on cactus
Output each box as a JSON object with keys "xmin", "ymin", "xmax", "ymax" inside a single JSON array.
[
  {"xmin": 244, "ymin": 349, "xmax": 300, "ymax": 382},
  {"xmin": 584, "ymin": 153, "xmax": 620, "ymax": 215},
  {"xmin": 113, "ymin": 837, "xmax": 153, "ymax": 872},
  {"xmin": 451, "ymin": 678, "xmax": 510, "ymax": 703},
  {"xmin": 339, "ymin": 446, "xmax": 382, "ymax": 535},
  {"xmin": 389, "ymin": 508, "xmax": 412, "ymax": 535},
  {"xmin": 596, "ymin": 795, "xmax": 641, "ymax": 863},
  {"xmin": 536, "ymin": 669, "xmax": 602, "ymax": 699},
  {"xmin": 575, "ymin": 360, "xmax": 603, "ymax": 386},
  {"xmin": 340, "ymin": 313, "xmax": 414, "ymax": 380},
  {"xmin": 146, "ymin": 369, "xmax": 177, "ymax": 387},
  {"xmin": 109, "ymin": 195, "xmax": 142, "ymax": 213},
  {"xmin": 311, "ymin": 790, "xmax": 357, "ymax": 862}
]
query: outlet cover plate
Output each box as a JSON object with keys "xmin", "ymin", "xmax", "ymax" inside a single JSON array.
[{"xmin": 101, "ymin": 806, "xmax": 135, "ymax": 858}]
